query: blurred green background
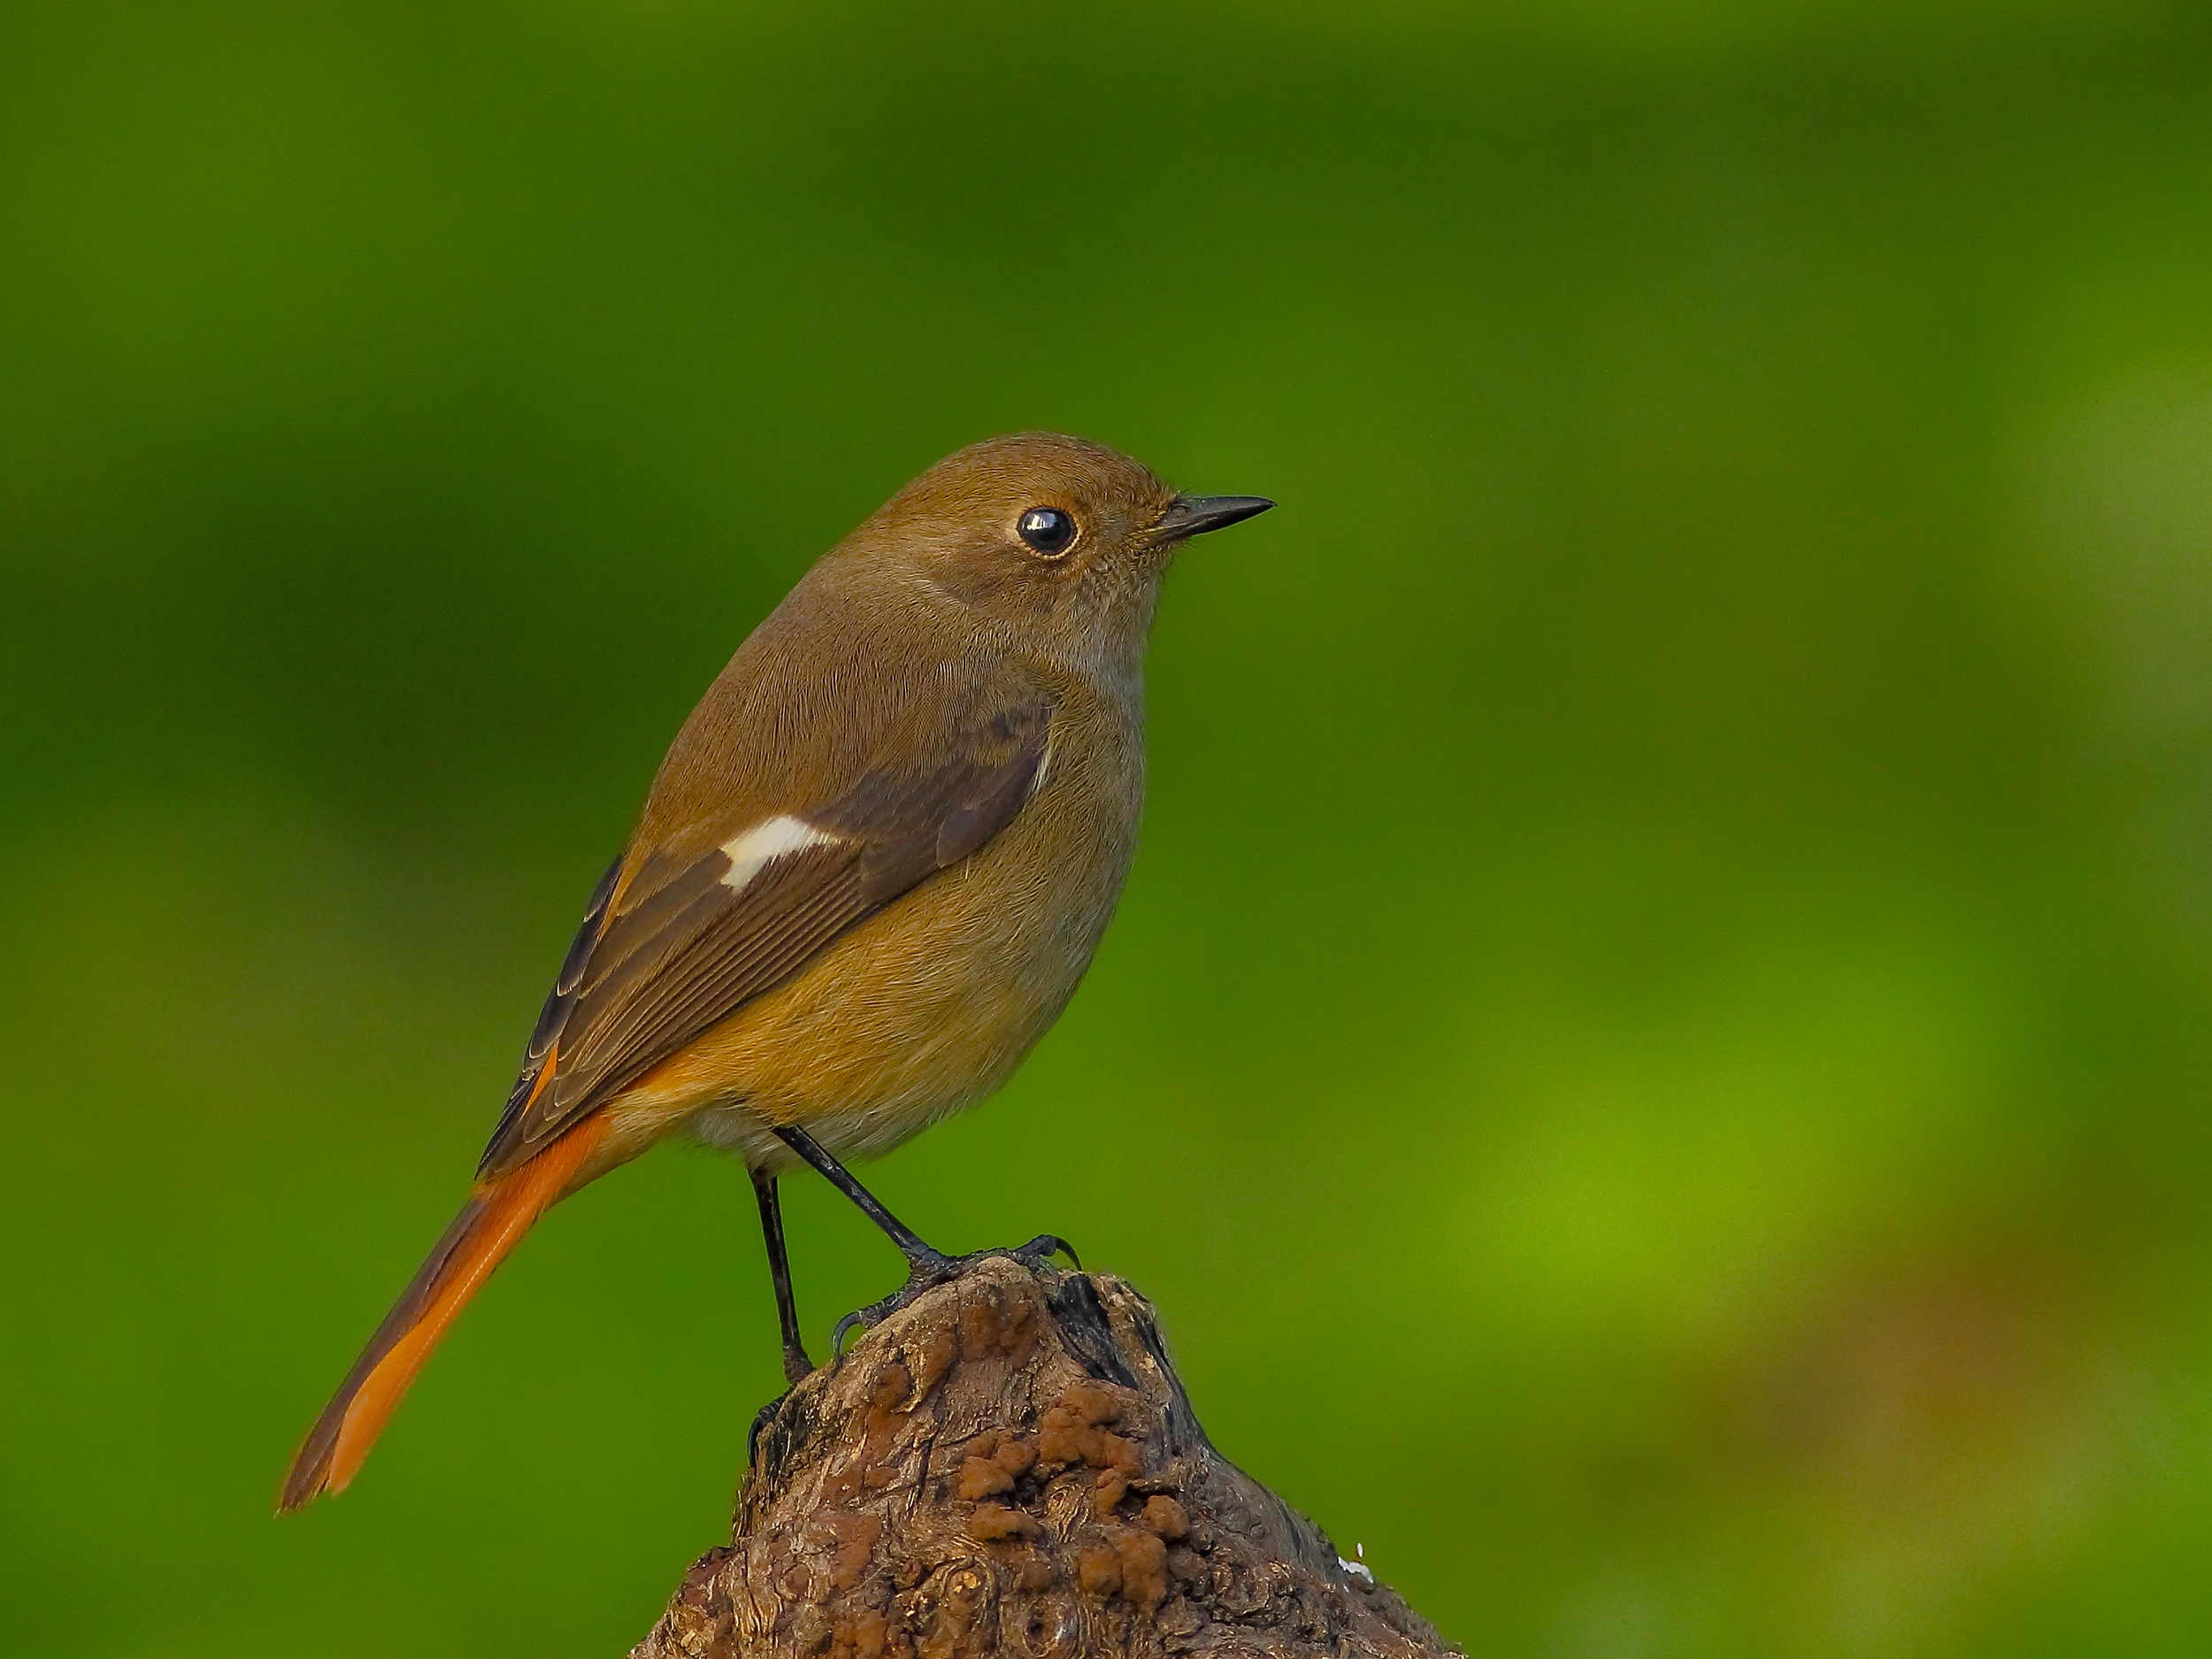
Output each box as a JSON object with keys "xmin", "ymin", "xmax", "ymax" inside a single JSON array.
[{"xmin": 5, "ymin": 0, "xmax": 2212, "ymax": 1652}]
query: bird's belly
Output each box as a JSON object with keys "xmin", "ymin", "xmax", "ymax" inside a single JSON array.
[{"xmin": 608, "ymin": 788, "xmax": 1133, "ymax": 1170}]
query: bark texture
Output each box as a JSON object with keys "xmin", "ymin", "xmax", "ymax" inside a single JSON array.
[{"xmin": 632, "ymin": 1257, "xmax": 1453, "ymax": 1659}]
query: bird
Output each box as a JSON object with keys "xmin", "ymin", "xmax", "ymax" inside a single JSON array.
[{"xmin": 277, "ymin": 432, "xmax": 1271, "ymax": 1511}]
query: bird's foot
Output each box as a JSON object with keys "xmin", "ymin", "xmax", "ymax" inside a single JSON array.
[
  {"xmin": 780, "ymin": 1339, "xmax": 814, "ymax": 1388},
  {"xmin": 831, "ymin": 1233, "xmax": 1079, "ymax": 1356},
  {"xmin": 748, "ymin": 1391, "xmax": 789, "ymax": 1469}
]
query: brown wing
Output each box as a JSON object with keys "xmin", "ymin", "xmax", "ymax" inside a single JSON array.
[{"xmin": 476, "ymin": 700, "xmax": 1052, "ymax": 1177}]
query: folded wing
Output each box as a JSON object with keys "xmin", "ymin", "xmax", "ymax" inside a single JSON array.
[{"xmin": 477, "ymin": 698, "xmax": 1053, "ymax": 1177}]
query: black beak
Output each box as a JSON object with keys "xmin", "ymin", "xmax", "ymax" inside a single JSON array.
[{"xmin": 1151, "ymin": 495, "xmax": 1274, "ymax": 543}]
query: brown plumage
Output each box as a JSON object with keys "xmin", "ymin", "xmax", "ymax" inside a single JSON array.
[{"xmin": 279, "ymin": 432, "xmax": 1271, "ymax": 1512}]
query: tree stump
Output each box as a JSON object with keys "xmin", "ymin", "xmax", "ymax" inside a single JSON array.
[{"xmin": 631, "ymin": 1257, "xmax": 1452, "ymax": 1659}]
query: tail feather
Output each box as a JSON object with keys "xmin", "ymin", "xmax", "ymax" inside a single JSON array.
[{"xmin": 277, "ymin": 1119, "xmax": 605, "ymax": 1512}]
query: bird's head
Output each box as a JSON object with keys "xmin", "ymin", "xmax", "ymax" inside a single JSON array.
[{"xmin": 841, "ymin": 432, "xmax": 1271, "ymax": 679}]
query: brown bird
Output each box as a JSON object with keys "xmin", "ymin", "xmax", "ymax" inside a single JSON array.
[{"xmin": 279, "ymin": 432, "xmax": 1271, "ymax": 1510}]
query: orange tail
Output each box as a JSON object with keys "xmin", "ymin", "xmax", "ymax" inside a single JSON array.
[{"xmin": 277, "ymin": 1118, "xmax": 605, "ymax": 1512}]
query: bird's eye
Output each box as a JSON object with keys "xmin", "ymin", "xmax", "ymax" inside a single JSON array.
[{"xmin": 1017, "ymin": 506, "xmax": 1076, "ymax": 556}]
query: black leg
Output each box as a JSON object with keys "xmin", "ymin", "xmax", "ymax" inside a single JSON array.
[
  {"xmin": 751, "ymin": 1169, "xmax": 812, "ymax": 1386},
  {"xmin": 771, "ymin": 1124, "xmax": 1079, "ymax": 1355},
  {"xmin": 771, "ymin": 1124, "xmax": 947, "ymax": 1270}
]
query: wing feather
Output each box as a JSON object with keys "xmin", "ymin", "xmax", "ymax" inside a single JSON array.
[{"xmin": 476, "ymin": 699, "xmax": 1050, "ymax": 1177}]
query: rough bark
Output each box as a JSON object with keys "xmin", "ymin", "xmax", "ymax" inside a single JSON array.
[{"xmin": 632, "ymin": 1257, "xmax": 1453, "ymax": 1659}]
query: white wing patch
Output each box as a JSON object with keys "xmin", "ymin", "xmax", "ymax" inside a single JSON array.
[
  {"xmin": 1028, "ymin": 719, "xmax": 1058, "ymax": 799},
  {"xmin": 718, "ymin": 815, "xmax": 841, "ymax": 895}
]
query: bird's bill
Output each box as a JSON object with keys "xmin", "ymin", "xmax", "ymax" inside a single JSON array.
[{"xmin": 1148, "ymin": 495, "xmax": 1275, "ymax": 543}]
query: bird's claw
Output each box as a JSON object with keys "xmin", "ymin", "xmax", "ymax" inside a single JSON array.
[
  {"xmin": 830, "ymin": 1297, "xmax": 897, "ymax": 1358},
  {"xmin": 1012, "ymin": 1233, "xmax": 1079, "ymax": 1271},
  {"xmin": 747, "ymin": 1390, "xmax": 790, "ymax": 1468},
  {"xmin": 828, "ymin": 1234, "xmax": 1081, "ymax": 1358}
]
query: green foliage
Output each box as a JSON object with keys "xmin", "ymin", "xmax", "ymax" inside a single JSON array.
[{"xmin": 5, "ymin": 2, "xmax": 2212, "ymax": 1652}]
